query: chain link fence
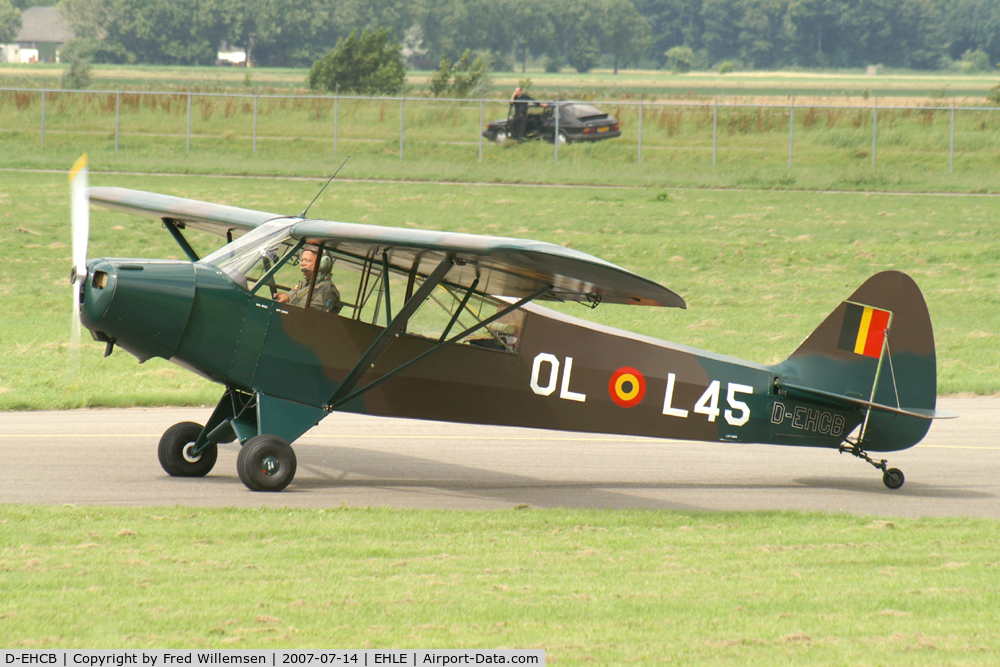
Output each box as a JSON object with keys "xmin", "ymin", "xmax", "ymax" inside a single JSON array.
[{"xmin": 3, "ymin": 87, "xmax": 999, "ymax": 172}]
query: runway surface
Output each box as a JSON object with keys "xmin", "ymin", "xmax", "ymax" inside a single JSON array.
[{"xmin": 2, "ymin": 397, "xmax": 997, "ymax": 518}]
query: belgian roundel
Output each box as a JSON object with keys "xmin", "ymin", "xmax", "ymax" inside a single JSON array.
[{"xmin": 609, "ymin": 367, "xmax": 646, "ymax": 408}]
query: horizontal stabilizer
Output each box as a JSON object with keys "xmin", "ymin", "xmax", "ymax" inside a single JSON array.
[{"xmin": 778, "ymin": 382, "xmax": 957, "ymax": 420}]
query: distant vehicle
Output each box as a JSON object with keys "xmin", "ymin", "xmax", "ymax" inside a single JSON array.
[{"xmin": 483, "ymin": 101, "xmax": 621, "ymax": 145}]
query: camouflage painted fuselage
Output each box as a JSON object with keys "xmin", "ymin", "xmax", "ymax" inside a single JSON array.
[{"xmin": 82, "ymin": 259, "xmax": 935, "ymax": 453}]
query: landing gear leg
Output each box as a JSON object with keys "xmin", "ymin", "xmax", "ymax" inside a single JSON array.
[{"xmin": 839, "ymin": 443, "xmax": 905, "ymax": 490}]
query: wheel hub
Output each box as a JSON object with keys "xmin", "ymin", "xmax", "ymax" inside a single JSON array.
[
  {"xmin": 181, "ymin": 443, "xmax": 202, "ymax": 464},
  {"xmin": 261, "ymin": 456, "xmax": 280, "ymax": 476}
]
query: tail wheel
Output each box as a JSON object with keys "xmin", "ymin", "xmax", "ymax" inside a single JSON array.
[
  {"xmin": 237, "ymin": 434, "xmax": 297, "ymax": 492},
  {"xmin": 883, "ymin": 468, "xmax": 905, "ymax": 490},
  {"xmin": 158, "ymin": 421, "xmax": 218, "ymax": 477}
]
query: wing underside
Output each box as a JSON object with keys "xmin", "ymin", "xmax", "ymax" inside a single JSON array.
[
  {"xmin": 290, "ymin": 219, "xmax": 686, "ymax": 308},
  {"xmin": 88, "ymin": 187, "xmax": 282, "ymax": 239}
]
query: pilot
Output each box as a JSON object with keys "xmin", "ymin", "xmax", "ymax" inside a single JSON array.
[{"xmin": 276, "ymin": 247, "xmax": 342, "ymax": 313}]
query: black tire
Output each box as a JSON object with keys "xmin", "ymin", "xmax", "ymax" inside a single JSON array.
[
  {"xmin": 493, "ymin": 129, "xmax": 508, "ymax": 145},
  {"xmin": 237, "ymin": 434, "xmax": 297, "ymax": 492},
  {"xmin": 883, "ymin": 467, "xmax": 905, "ymax": 490},
  {"xmin": 158, "ymin": 421, "xmax": 217, "ymax": 477}
]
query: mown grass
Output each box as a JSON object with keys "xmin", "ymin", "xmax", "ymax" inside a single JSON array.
[
  {"xmin": 1, "ymin": 505, "xmax": 998, "ymax": 663},
  {"xmin": 1, "ymin": 169, "xmax": 997, "ymax": 411}
]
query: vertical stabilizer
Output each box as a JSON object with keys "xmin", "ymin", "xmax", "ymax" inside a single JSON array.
[{"xmin": 771, "ymin": 271, "xmax": 937, "ymax": 451}]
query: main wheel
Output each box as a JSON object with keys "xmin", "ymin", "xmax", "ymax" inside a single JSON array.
[
  {"xmin": 493, "ymin": 129, "xmax": 508, "ymax": 145},
  {"xmin": 237, "ymin": 434, "xmax": 297, "ymax": 492},
  {"xmin": 883, "ymin": 467, "xmax": 905, "ymax": 490},
  {"xmin": 158, "ymin": 421, "xmax": 218, "ymax": 477}
]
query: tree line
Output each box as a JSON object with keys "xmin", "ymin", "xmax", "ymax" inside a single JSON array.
[{"xmin": 51, "ymin": 0, "xmax": 1000, "ymax": 73}]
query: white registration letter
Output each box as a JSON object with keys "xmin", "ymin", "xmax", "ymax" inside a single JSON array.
[
  {"xmin": 530, "ymin": 353, "xmax": 559, "ymax": 396},
  {"xmin": 559, "ymin": 356, "xmax": 587, "ymax": 402},
  {"xmin": 661, "ymin": 372, "xmax": 689, "ymax": 418}
]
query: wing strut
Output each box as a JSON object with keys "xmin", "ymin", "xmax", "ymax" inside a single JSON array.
[
  {"xmin": 163, "ymin": 218, "xmax": 200, "ymax": 262},
  {"xmin": 327, "ymin": 258, "xmax": 455, "ymax": 407},
  {"xmin": 326, "ymin": 283, "xmax": 552, "ymax": 411}
]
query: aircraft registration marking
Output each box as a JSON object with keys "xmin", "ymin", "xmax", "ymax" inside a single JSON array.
[
  {"xmin": 770, "ymin": 401, "xmax": 846, "ymax": 437},
  {"xmin": 530, "ymin": 353, "xmax": 753, "ymax": 427}
]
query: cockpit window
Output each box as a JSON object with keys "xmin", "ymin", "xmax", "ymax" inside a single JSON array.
[
  {"xmin": 200, "ymin": 220, "xmax": 298, "ymax": 291},
  {"xmin": 200, "ymin": 224, "xmax": 524, "ymax": 352}
]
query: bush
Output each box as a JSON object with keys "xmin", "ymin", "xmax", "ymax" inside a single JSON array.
[
  {"xmin": 428, "ymin": 57, "xmax": 452, "ymax": 98},
  {"xmin": 961, "ymin": 50, "xmax": 991, "ymax": 73},
  {"xmin": 449, "ymin": 50, "xmax": 492, "ymax": 98},
  {"xmin": 665, "ymin": 46, "xmax": 694, "ymax": 73},
  {"xmin": 59, "ymin": 39, "xmax": 94, "ymax": 90},
  {"xmin": 307, "ymin": 28, "xmax": 405, "ymax": 96},
  {"xmin": 428, "ymin": 50, "xmax": 492, "ymax": 98}
]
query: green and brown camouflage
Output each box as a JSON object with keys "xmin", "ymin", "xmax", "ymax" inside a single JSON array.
[{"xmin": 78, "ymin": 187, "xmax": 954, "ymax": 492}]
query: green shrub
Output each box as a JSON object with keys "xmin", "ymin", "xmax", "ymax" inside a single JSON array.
[{"xmin": 307, "ymin": 28, "xmax": 405, "ymax": 96}]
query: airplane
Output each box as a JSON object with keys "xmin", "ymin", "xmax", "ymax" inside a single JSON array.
[{"xmin": 69, "ymin": 164, "xmax": 956, "ymax": 493}]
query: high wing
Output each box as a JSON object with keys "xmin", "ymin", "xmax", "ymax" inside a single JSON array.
[
  {"xmin": 290, "ymin": 219, "xmax": 686, "ymax": 308},
  {"xmin": 89, "ymin": 187, "xmax": 284, "ymax": 240},
  {"xmin": 88, "ymin": 187, "xmax": 685, "ymax": 308}
]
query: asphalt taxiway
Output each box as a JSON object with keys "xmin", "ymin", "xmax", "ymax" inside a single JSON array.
[{"xmin": 2, "ymin": 397, "xmax": 997, "ymax": 518}]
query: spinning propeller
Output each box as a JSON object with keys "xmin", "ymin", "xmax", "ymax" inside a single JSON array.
[{"xmin": 69, "ymin": 154, "xmax": 89, "ymax": 349}]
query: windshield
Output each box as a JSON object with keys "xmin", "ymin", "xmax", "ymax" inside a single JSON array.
[{"xmin": 199, "ymin": 219, "xmax": 298, "ymax": 290}]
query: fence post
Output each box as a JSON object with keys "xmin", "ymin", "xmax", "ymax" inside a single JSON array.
[
  {"xmin": 712, "ymin": 96, "xmax": 718, "ymax": 166},
  {"xmin": 479, "ymin": 97, "xmax": 484, "ymax": 162},
  {"xmin": 638, "ymin": 94, "xmax": 643, "ymax": 165},
  {"xmin": 115, "ymin": 88, "xmax": 121, "ymax": 151},
  {"xmin": 871, "ymin": 97, "xmax": 877, "ymax": 170},
  {"xmin": 554, "ymin": 93, "xmax": 560, "ymax": 162},
  {"xmin": 333, "ymin": 89, "xmax": 339, "ymax": 154},
  {"xmin": 788, "ymin": 97, "xmax": 794, "ymax": 168},
  {"xmin": 399, "ymin": 95, "xmax": 405, "ymax": 161},
  {"xmin": 949, "ymin": 102, "xmax": 955, "ymax": 173},
  {"xmin": 40, "ymin": 87, "xmax": 46, "ymax": 147},
  {"xmin": 187, "ymin": 90, "xmax": 192, "ymax": 153},
  {"xmin": 253, "ymin": 92, "xmax": 258, "ymax": 154}
]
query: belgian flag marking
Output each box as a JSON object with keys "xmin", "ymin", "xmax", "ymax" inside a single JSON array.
[
  {"xmin": 609, "ymin": 367, "xmax": 646, "ymax": 408},
  {"xmin": 837, "ymin": 302, "xmax": 892, "ymax": 359}
]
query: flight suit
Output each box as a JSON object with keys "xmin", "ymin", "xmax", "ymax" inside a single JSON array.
[{"xmin": 285, "ymin": 274, "xmax": 342, "ymax": 313}]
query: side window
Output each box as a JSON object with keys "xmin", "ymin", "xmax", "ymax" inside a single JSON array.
[{"xmin": 406, "ymin": 285, "xmax": 525, "ymax": 353}]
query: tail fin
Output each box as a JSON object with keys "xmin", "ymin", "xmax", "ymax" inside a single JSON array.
[{"xmin": 771, "ymin": 271, "xmax": 943, "ymax": 452}]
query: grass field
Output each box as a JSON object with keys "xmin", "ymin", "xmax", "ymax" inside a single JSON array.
[
  {"xmin": 2, "ymin": 505, "xmax": 1000, "ymax": 662},
  {"xmin": 4, "ymin": 66, "xmax": 1000, "ymax": 193},
  {"xmin": 3, "ymin": 63, "xmax": 999, "ymax": 100}
]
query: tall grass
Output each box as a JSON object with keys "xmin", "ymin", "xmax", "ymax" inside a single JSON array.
[{"xmin": 4, "ymin": 87, "xmax": 1000, "ymax": 192}]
